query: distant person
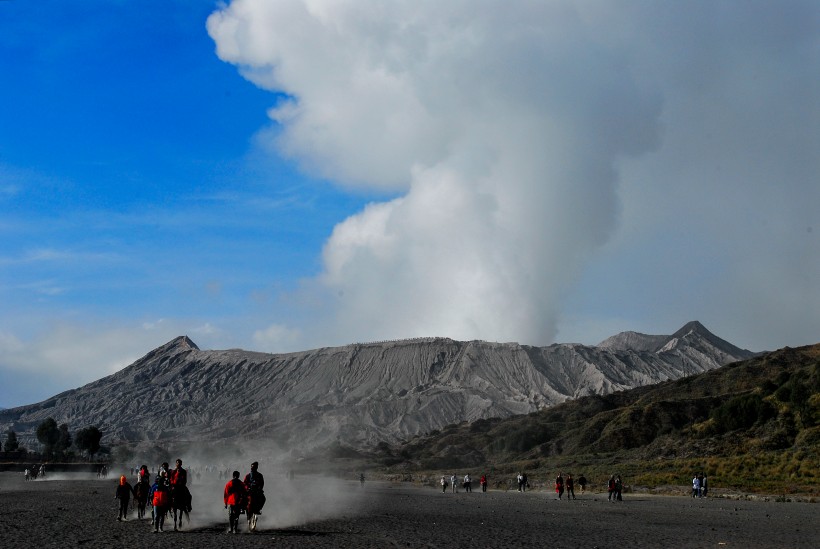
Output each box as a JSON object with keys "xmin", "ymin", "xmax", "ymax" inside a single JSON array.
[
  {"xmin": 114, "ymin": 475, "xmax": 135, "ymax": 521},
  {"xmin": 441, "ymin": 476, "xmax": 448, "ymax": 493},
  {"xmin": 24, "ymin": 468, "xmax": 30, "ymax": 481},
  {"xmin": 517, "ymin": 472, "xmax": 524, "ymax": 492},
  {"xmin": 522, "ymin": 472, "xmax": 529, "ymax": 492},
  {"xmin": 555, "ymin": 472, "xmax": 565, "ymax": 500},
  {"xmin": 702, "ymin": 474, "xmax": 708, "ymax": 497},
  {"xmin": 224, "ymin": 470, "xmax": 246, "ymax": 534},
  {"xmin": 566, "ymin": 474, "xmax": 575, "ymax": 500},
  {"xmin": 697, "ymin": 472, "xmax": 705, "ymax": 498},
  {"xmin": 692, "ymin": 474, "xmax": 700, "ymax": 498},
  {"xmin": 360, "ymin": 473, "xmax": 365, "ymax": 487},
  {"xmin": 615, "ymin": 475, "xmax": 623, "ymax": 501},
  {"xmin": 480, "ymin": 474, "xmax": 487, "ymax": 493},
  {"xmin": 149, "ymin": 470, "xmax": 171, "ymax": 532},
  {"xmin": 578, "ymin": 474, "xmax": 587, "ymax": 494},
  {"xmin": 608, "ymin": 475, "xmax": 616, "ymax": 501},
  {"xmin": 464, "ymin": 473, "xmax": 472, "ymax": 492},
  {"xmin": 451, "ymin": 474, "xmax": 458, "ymax": 493}
]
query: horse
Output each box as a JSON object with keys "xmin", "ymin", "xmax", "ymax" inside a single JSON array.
[
  {"xmin": 170, "ymin": 485, "xmax": 192, "ymax": 531},
  {"xmin": 133, "ymin": 480, "xmax": 150, "ymax": 520},
  {"xmin": 246, "ymin": 490, "xmax": 266, "ymax": 532}
]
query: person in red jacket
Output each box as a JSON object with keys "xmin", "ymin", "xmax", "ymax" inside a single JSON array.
[
  {"xmin": 224, "ymin": 470, "xmax": 247, "ymax": 534},
  {"xmin": 170, "ymin": 458, "xmax": 192, "ymax": 514},
  {"xmin": 148, "ymin": 470, "xmax": 171, "ymax": 532}
]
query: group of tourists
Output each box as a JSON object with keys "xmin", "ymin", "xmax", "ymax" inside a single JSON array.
[
  {"xmin": 23, "ymin": 464, "xmax": 45, "ymax": 481},
  {"xmin": 692, "ymin": 472, "xmax": 708, "ymax": 498},
  {"xmin": 114, "ymin": 459, "xmax": 192, "ymax": 531},
  {"xmin": 554, "ymin": 472, "xmax": 577, "ymax": 499},
  {"xmin": 439, "ymin": 471, "xmax": 605, "ymax": 499},
  {"xmin": 607, "ymin": 475, "xmax": 623, "ymax": 501},
  {"xmin": 223, "ymin": 461, "xmax": 266, "ymax": 533},
  {"xmin": 440, "ymin": 473, "xmax": 488, "ymax": 493},
  {"xmin": 113, "ymin": 458, "xmax": 266, "ymax": 534}
]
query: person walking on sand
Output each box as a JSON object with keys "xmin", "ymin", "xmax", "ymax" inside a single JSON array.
[
  {"xmin": 224, "ymin": 470, "xmax": 247, "ymax": 534},
  {"xmin": 608, "ymin": 475, "xmax": 616, "ymax": 501},
  {"xmin": 149, "ymin": 470, "xmax": 171, "ymax": 532},
  {"xmin": 451, "ymin": 474, "xmax": 458, "ymax": 493},
  {"xmin": 692, "ymin": 474, "xmax": 700, "ymax": 498},
  {"xmin": 480, "ymin": 474, "xmax": 487, "ymax": 493},
  {"xmin": 566, "ymin": 474, "xmax": 575, "ymax": 500},
  {"xmin": 115, "ymin": 475, "xmax": 135, "ymax": 521},
  {"xmin": 578, "ymin": 474, "xmax": 587, "ymax": 494},
  {"xmin": 517, "ymin": 472, "xmax": 524, "ymax": 492},
  {"xmin": 615, "ymin": 475, "xmax": 623, "ymax": 501},
  {"xmin": 555, "ymin": 472, "xmax": 565, "ymax": 500},
  {"xmin": 464, "ymin": 473, "xmax": 472, "ymax": 492},
  {"xmin": 441, "ymin": 476, "xmax": 448, "ymax": 493},
  {"xmin": 702, "ymin": 474, "xmax": 708, "ymax": 497}
]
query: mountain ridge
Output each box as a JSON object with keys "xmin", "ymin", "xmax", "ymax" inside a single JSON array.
[
  {"xmin": 388, "ymin": 343, "xmax": 820, "ymax": 496},
  {"xmin": 0, "ymin": 322, "xmax": 756, "ymax": 453}
]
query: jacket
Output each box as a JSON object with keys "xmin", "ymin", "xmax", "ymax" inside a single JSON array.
[
  {"xmin": 149, "ymin": 481, "xmax": 170, "ymax": 508},
  {"xmin": 224, "ymin": 478, "xmax": 246, "ymax": 506}
]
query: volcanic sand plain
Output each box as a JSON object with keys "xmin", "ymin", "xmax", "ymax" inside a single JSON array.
[{"xmin": 0, "ymin": 471, "xmax": 818, "ymax": 548}]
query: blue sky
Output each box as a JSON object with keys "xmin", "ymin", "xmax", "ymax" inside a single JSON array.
[{"xmin": 1, "ymin": 0, "xmax": 818, "ymax": 408}]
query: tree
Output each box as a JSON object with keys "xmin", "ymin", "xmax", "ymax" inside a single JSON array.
[
  {"xmin": 36, "ymin": 417, "xmax": 60, "ymax": 457},
  {"xmin": 55, "ymin": 423, "xmax": 73, "ymax": 458},
  {"xmin": 75, "ymin": 426, "xmax": 103, "ymax": 458},
  {"xmin": 4, "ymin": 430, "xmax": 19, "ymax": 452}
]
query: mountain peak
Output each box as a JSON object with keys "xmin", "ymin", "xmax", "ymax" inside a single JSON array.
[
  {"xmin": 660, "ymin": 321, "xmax": 753, "ymax": 358},
  {"xmin": 170, "ymin": 335, "xmax": 199, "ymax": 351},
  {"xmin": 136, "ymin": 335, "xmax": 199, "ymax": 363},
  {"xmin": 670, "ymin": 320, "xmax": 709, "ymax": 338}
]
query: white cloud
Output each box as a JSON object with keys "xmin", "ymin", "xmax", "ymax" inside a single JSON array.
[
  {"xmin": 0, "ymin": 323, "xmax": 170, "ymax": 377},
  {"xmin": 252, "ymin": 323, "xmax": 302, "ymax": 351},
  {"xmin": 209, "ymin": 1, "xmax": 819, "ymax": 350}
]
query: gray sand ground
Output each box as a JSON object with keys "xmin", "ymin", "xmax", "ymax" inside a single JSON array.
[{"xmin": 0, "ymin": 472, "xmax": 817, "ymax": 548}]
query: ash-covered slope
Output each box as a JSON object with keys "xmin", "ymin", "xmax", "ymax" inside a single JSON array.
[{"xmin": 0, "ymin": 322, "xmax": 754, "ymax": 451}]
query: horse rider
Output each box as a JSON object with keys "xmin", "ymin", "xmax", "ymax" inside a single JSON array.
[
  {"xmin": 170, "ymin": 458, "xmax": 192, "ymax": 513},
  {"xmin": 243, "ymin": 461, "xmax": 266, "ymax": 519}
]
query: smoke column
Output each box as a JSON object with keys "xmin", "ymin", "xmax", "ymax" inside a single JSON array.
[{"xmin": 207, "ymin": 1, "xmax": 664, "ymax": 346}]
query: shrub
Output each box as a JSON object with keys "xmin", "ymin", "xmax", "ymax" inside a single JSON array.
[{"xmin": 710, "ymin": 393, "xmax": 776, "ymax": 434}]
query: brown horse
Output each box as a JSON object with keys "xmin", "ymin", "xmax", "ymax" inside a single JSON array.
[
  {"xmin": 171, "ymin": 485, "xmax": 192, "ymax": 531},
  {"xmin": 133, "ymin": 480, "xmax": 150, "ymax": 520}
]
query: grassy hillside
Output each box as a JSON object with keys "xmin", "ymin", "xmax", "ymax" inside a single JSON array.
[{"xmin": 380, "ymin": 344, "xmax": 820, "ymax": 496}]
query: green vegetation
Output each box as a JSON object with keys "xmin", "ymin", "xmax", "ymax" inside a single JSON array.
[
  {"xmin": 382, "ymin": 344, "xmax": 820, "ymax": 496},
  {"xmin": 30, "ymin": 418, "xmax": 103, "ymax": 460},
  {"xmin": 3, "ymin": 429, "xmax": 20, "ymax": 452},
  {"xmin": 75, "ymin": 426, "xmax": 103, "ymax": 458}
]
